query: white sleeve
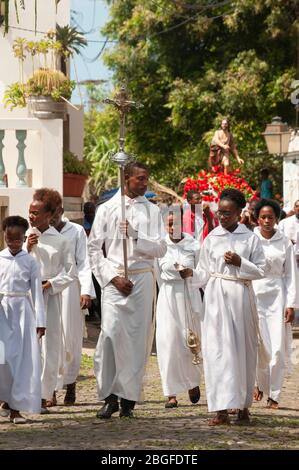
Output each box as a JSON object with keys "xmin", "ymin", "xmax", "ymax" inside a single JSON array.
[
  {"xmin": 284, "ymin": 240, "xmax": 299, "ymax": 308},
  {"xmin": 238, "ymin": 234, "xmax": 266, "ymax": 280},
  {"xmin": 75, "ymin": 227, "xmax": 96, "ymax": 297},
  {"xmin": 191, "ymin": 239, "xmax": 211, "ymax": 288},
  {"xmin": 30, "ymin": 258, "xmax": 46, "ymax": 328},
  {"xmin": 88, "ymin": 205, "xmax": 119, "ymax": 288}
]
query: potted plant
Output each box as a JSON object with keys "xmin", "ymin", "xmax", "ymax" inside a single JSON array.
[
  {"xmin": 63, "ymin": 150, "xmax": 90, "ymax": 197},
  {"xmin": 4, "ymin": 33, "xmax": 76, "ymax": 119}
]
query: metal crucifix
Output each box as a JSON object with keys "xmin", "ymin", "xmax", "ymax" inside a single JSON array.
[{"xmin": 103, "ymin": 85, "xmax": 143, "ymax": 279}]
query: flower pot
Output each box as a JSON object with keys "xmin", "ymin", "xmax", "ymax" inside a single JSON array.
[
  {"xmin": 63, "ymin": 173, "xmax": 87, "ymax": 197},
  {"xmin": 27, "ymin": 96, "xmax": 67, "ymax": 120}
]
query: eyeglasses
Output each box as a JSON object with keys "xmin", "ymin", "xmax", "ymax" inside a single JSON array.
[{"xmin": 216, "ymin": 210, "xmax": 233, "ymax": 218}]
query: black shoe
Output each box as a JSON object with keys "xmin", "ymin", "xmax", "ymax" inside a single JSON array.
[
  {"xmin": 64, "ymin": 382, "xmax": 76, "ymax": 406},
  {"xmin": 119, "ymin": 407, "xmax": 135, "ymax": 418},
  {"xmin": 96, "ymin": 401, "xmax": 119, "ymax": 419},
  {"xmin": 119, "ymin": 398, "xmax": 135, "ymax": 418},
  {"xmin": 188, "ymin": 386, "xmax": 200, "ymax": 404}
]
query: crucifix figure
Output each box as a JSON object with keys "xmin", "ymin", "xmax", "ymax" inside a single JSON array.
[{"xmin": 103, "ymin": 85, "xmax": 143, "ymax": 278}]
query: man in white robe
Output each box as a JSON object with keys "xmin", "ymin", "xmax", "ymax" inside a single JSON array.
[
  {"xmin": 88, "ymin": 162, "xmax": 166, "ymax": 419},
  {"xmin": 51, "ymin": 206, "xmax": 95, "ymax": 405},
  {"xmin": 279, "ymin": 200, "xmax": 299, "ymax": 325},
  {"xmin": 27, "ymin": 189, "xmax": 77, "ymax": 412},
  {"xmin": 278, "ymin": 200, "xmax": 299, "ymax": 244}
]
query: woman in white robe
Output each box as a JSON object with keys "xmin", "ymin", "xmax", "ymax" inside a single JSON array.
[
  {"xmin": 252, "ymin": 199, "xmax": 298, "ymax": 408},
  {"xmin": 156, "ymin": 212, "xmax": 202, "ymax": 407},
  {"xmin": 191, "ymin": 189, "xmax": 266, "ymax": 425},
  {"xmin": 0, "ymin": 216, "xmax": 45, "ymax": 423}
]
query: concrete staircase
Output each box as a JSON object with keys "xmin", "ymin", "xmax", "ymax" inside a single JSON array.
[{"xmin": 63, "ymin": 196, "xmax": 83, "ymax": 224}]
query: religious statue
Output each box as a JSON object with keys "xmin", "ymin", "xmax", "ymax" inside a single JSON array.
[
  {"xmin": 209, "ymin": 118, "xmax": 244, "ymax": 174},
  {"xmin": 186, "ymin": 329, "xmax": 201, "ymax": 365}
]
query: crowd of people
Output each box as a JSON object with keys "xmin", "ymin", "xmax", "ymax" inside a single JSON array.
[{"xmin": 0, "ymin": 160, "xmax": 298, "ymax": 427}]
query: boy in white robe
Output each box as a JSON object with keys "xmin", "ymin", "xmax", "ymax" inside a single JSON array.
[
  {"xmin": 51, "ymin": 198, "xmax": 95, "ymax": 405},
  {"xmin": 190, "ymin": 189, "xmax": 266, "ymax": 425},
  {"xmin": 26, "ymin": 189, "xmax": 77, "ymax": 413},
  {"xmin": 89, "ymin": 162, "xmax": 166, "ymax": 419},
  {"xmin": 0, "ymin": 216, "xmax": 45, "ymax": 424},
  {"xmin": 252, "ymin": 199, "xmax": 298, "ymax": 408},
  {"xmin": 156, "ymin": 210, "xmax": 202, "ymax": 407}
]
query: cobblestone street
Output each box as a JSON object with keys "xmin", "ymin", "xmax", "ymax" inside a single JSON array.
[{"xmin": 1, "ymin": 323, "xmax": 298, "ymax": 450}]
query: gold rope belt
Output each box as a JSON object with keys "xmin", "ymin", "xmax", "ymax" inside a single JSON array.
[{"xmin": 117, "ymin": 267, "xmax": 154, "ymax": 276}]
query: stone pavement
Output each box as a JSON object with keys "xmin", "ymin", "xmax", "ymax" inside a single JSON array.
[{"xmin": 0, "ymin": 322, "xmax": 298, "ymax": 450}]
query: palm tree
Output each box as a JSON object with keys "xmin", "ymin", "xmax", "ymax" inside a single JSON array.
[{"xmin": 56, "ymin": 24, "xmax": 87, "ymax": 76}]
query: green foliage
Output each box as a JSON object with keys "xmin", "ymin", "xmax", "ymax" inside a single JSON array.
[
  {"xmin": 63, "ymin": 151, "xmax": 90, "ymax": 176},
  {"xmin": 84, "ymin": 0, "xmax": 299, "ymax": 193},
  {"xmin": 84, "ymin": 103, "xmax": 118, "ymax": 193},
  {"xmin": 56, "ymin": 24, "xmax": 87, "ymax": 56},
  {"xmin": 4, "ymin": 82, "xmax": 26, "ymax": 109}
]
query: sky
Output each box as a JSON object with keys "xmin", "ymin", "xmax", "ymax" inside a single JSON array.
[{"xmin": 70, "ymin": 0, "xmax": 113, "ymax": 106}]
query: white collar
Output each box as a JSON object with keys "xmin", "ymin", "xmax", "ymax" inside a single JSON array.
[{"xmin": 211, "ymin": 223, "xmax": 249, "ymax": 236}]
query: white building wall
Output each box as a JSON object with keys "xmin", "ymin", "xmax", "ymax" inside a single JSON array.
[{"xmin": 283, "ymin": 132, "xmax": 299, "ymax": 209}]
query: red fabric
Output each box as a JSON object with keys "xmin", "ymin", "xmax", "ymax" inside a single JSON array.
[{"xmin": 183, "ymin": 208, "xmax": 218, "ymax": 241}]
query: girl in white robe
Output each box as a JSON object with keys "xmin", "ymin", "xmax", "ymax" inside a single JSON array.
[
  {"xmin": 191, "ymin": 189, "xmax": 266, "ymax": 425},
  {"xmin": 0, "ymin": 216, "xmax": 45, "ymax": 423},
  {"xmin": 252, "ymin": 199, "xmax": 298, "ymax": 408},
  {"xmin": 156, "ymin": 212, "xmax": 202, "ymax": 407}
]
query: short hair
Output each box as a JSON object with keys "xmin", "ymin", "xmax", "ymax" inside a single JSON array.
[
  {"xmin": 124, "ymin": 161, "xmax": 149, "ymax": 177},
  {"xmin": 260, "ymin": 168, "xmax": 269, "ymax": 177},
  {"xmin": 186, "ymin": 190, "xmax": 201, "ymax": 202},
  {"xmin": 83, "ymin": 202, "xmax": 95, "ymax": 213},
  {"xmin": 254, "ymin": 198, "xmax": 281, "ymax": 219},
  {"xmin": 219, "ymin": 188, "xmax": 246, "ymax": 209},
  {"xmin": 33, "ymin": 188, "xmax": 62, "ymax": 215},
  {"xmin": 2, "ymin": 215, "xmax": 29, "ymax": 233}
]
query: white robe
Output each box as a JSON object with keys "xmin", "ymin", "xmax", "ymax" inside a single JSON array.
[
  {"xmin": 26, "ymin": 226, "xmax": 77, "ymax": 400},
  {"xmin": 192, "ymin": 224, "xmax": 266, "ymax": 412},
  {"xmin": 56, "ymin": 220, "xmax": 95, "ymax": 387},
  {"xmin": 278, "ymin": 215, "xmax": 299, "ymax": 245},
  {"xmin": 253, "ymin": 228, "xmax": 299, "ymax": 402},
  {"xmin": 89, "ymin": 190, "xmax": 166, "ymax": 402},
  {"xmin": 0, "ymin": 249, "xmax": 45, "ymax": 413},
  {"xmin": 156, "ymin": 234, "xmax": 202, "ymax": 396}
]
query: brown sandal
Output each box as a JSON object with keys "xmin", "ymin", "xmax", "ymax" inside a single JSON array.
[
  {"xmin": 208, "ymin": 411, "xmax": 230, "ymax": 426},
  {"xmin": 253, "ymin": 387, "xmax": 263, "ymax": 401},
  {"xmin": 45, "ymin": 391, "xmax": 57, "ymax": 408},
  {"xmin": 266, "ymin": 398, "xmax": 278, "ymax": 409}
]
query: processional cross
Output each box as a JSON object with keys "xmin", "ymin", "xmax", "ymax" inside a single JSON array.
[{"xmin": 103, "ymin": 85, "xmax": 143, "ymax": 279}]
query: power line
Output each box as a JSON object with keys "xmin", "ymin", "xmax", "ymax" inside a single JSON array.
[
  {"xmin": 81, "ymin": 38, "xmax": 109, "ymax": 63},
  {"xmin": 3, "ymin": 24, "xmax": 116, "ymax": 43}
]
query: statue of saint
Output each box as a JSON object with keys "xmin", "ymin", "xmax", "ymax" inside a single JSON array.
[{"xmin": 209, "ymin": 118, "xmax": 244, "ymax": 174}]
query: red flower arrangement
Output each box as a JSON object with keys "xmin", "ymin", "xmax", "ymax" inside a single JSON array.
[{"xmin": 183, "ymin": 166, "xmax": 256, "ymax": 203}]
